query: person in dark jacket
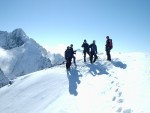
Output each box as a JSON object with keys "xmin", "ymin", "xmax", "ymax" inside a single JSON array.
[
  {"xmin": 65, "ymin": 46, "xmax": 73, "ymax": 70},
  {"xmin": 81, "ymin": 39, "xmax": 90, "ymax": 62},
  {"xmin": 105, "ymin": 36, "xmax": 111, "ymax": 61},
  {"xmin": 70, "ymin": 44, "xmax": 76, "ymax": 64},
  {"xmin": 89, "ymin": 40, "xmax": 97, "ymax": 64}
]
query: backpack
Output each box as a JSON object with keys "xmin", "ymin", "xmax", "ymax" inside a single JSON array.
[
  {"xmin": 90, "ymin": 43, "xmax": 97, "ymax": 53},
  {"xmin": 65, "ymin": 49, "xmax": 72, "ymax": 59},
  {"xmin": 82, "ymin": 43, "xmax": 89, "ymax": 52},
  {"xmin": 109, "ymin": 39, "xmax": 113, "ymax": 49}
]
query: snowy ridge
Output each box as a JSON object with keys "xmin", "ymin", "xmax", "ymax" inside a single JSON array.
[{"xmin": 0, "ymin": 52, "xmax": 150, "ymax": 113}]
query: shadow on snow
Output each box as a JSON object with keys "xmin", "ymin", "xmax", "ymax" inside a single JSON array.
[
  {"xmin": 66, "ymin": 59, "xmax": 127, "ymax": 96},
  {"xmin": 111, "ymin": 60, "xmax": 127, "ymax": 69},
  {"xmin": 86, "ymin": 62, "xmax": 109, "ymax": 76},
  {"xmin": 67, "ymin": 66, "xmax": 82, "ymax": 96}
]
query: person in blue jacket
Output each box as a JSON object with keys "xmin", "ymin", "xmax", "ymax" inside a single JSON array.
[
  {"xmin": 89, "ymin": 40, "xmax": 98, "ymax": 64},
  {"xmin": 81, "ymin": 39, "xmax": 90, "ymax": 62},
  {"xmin": 70, "ymin": 44, "xmax": 76, "ymax": 64}
]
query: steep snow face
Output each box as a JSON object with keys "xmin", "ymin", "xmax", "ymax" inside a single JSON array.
[
  {"xmin": 0, "ymin": 28, "xmax": 28, "ymax": 49},
  {"xmin": 0, "ymin": 29, "xmax": 52, "ymax": 79},
  {"xmin": 0, "ymin": 68, "xmax": 9, "ymax": 87}
]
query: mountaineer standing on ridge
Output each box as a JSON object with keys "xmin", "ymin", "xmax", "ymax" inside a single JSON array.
[
  {"xmin": 89, "ymin": 40, "xmax": 97, "ymax": 64},
  {"xmin": 105, "ymin": 36, "xmax": 113, "ymax": 61},
  {"xmin": 81, "ymin": 39, "xmax": 90, "ymax": 62}
]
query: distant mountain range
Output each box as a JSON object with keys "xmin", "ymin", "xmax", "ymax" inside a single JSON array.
[{"xmin": 0, "ymin": 28, "xmax": 64, "ymax": 87}]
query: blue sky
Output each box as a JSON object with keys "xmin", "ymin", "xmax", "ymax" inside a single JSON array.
[{"xmin": 0, "ymin": 0, "xmax": 150, "ymax": 52}]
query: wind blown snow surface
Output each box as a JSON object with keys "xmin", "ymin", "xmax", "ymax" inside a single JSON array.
[{"xmin": 0, "ymin": 52, "xmax": 150, "ymax": 113}]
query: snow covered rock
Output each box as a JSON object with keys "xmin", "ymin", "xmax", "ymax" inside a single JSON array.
[
  {"xmin": 0, "ymin": 68, "xmax": 9, "ymax": 87},
  {"xmin": 0, "ymin": 28, "xmax": 52, "ymax": 79},
  {"xmin": 0, "ymin": 28, "xmax": 28, "ymax": 49}
]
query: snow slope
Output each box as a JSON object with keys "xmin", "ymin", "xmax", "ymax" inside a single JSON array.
[{"xmin": 0, "ymin": 52, "xmax": 150, "ymax": 113}]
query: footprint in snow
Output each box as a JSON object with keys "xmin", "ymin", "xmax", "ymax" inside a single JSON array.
[
  {"xmin": 116, "ymin": 107, "xmax": 122, "ymax": 112},
  {"xmin": 123, "ymin": 108, "xmax": 133, "ymax": 113},
  {"xmin": 115, "ymin": 88, "xmax": 119, "ymax": 92},
  {"xmin": 111, "ymin": 81, "xmax": 114, "ymax": 84},
  {"xmin": 117, "ymin": 98, "xmax": 124, "ymax": 103},
  {"xmin": 112, "ymin": 96, "xmax": 116, "ymax": 101},
  {"xmin": 118, "ymin": 92, "xmax": 122, "ymax": 97}
]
